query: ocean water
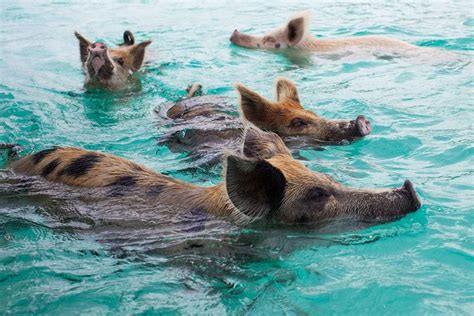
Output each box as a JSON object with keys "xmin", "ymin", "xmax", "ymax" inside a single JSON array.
[{"xmin": 0, "ymin": 1, "xmax": 473, "ymax": 315}]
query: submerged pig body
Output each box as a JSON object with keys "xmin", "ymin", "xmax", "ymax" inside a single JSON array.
[
  {"xmin": 7, "ymin": 125, "xmax": 420, "ymax": 226},
  {"xmin": 155, "ymin": 90, "xmax": 242, "ymax": 168},
  {"xmin": 75, "ymin": 31, "xmax": 151, "ymax": 90},
  {"xmin": 156, "ymin": 79, "xmax": 371, "ymax": 167}
]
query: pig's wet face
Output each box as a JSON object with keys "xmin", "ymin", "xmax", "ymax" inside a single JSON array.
[
  {"xmin": 236, "ymin": 78, "xmax": 371, "ymax": 144},
  {"xmin": 74, "ymin": 31, "xmax": 151, "ymax": 89},
  {"xmin": 226, "ymin": 127, "xmax": 421, "ymax": 225},
  {"xmin": 86, "ymin": 42, "xmax": 114, "ymax": 80},
  {"xmin": 230, "ymin": 12, "xmax": 310, "ymax": 50}
]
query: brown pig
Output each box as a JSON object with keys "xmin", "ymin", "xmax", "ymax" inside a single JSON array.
[
  {"xmin": 7, "ymin": 125, "xmax": 420, "ymax": 226},
  {"xmin": 236, "ymin": 78, "xmax": 372, "ymax": 143},
  {"xmin": 74, "ymin": 30, "xmax": 151, "ymax": 90}
]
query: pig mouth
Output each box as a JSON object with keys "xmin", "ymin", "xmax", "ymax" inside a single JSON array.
[
  {"xmin": 281, "ymin": 116, "xmax": 372, "ymax": 148},
  {"xmin": 320, "ymin": 115, "xmax": 372, "ymax": 144},
  {"xmin": 340, "ymin": 179, "xmax": 422, "ymax": 222},
  {"xmin": 339, "ymin": 115, "xmax": 372, "ymax": 141},
  {"xmin": 86, "ymin": 55, "xmax": 114, "ymax": 80},
  {"xmin": 91, "ymin": 56, "xmax": 106, "ymax": 75},
  {"xmin": 230, "ymin": 30, "xmax": 262, "ymax": 49},
  {"xmin": 282, "ymin": 116, "xmax": 373, "ymax": 148}
]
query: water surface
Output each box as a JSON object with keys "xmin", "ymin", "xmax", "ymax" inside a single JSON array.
[{"xmin": 0, "ymin": 1, "xmax": 473, "ymax": 314}]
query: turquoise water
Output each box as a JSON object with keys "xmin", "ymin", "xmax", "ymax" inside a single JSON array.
[{"xmin": 1, "ymin": 1, "xmax": 473, "ymax": 314}]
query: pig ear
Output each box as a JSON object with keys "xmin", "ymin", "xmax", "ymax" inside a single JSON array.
[
  {"xmin": 242, "ymin": 124, "xmax": 290, "ymax": 159},
  {"xmin": 235, "ymin": 83, "xmax": 274, "ymax": 126},
  {"xmin": 122, "ymin": 30, "xmax": 135, "ymax": 46},
  {"xmin": 285, "ymin": 11, "xmax": 311, "ymax": 46},
  {"xmin": 129, "ymin": 40, "xmax": 152, "ymax": 71},
  {"xmin": 225, "ymin": 154, "xmax": 286, "ymax": 221},
  {"xmin": 275, "ymin": 77, "xmax": 300, "ymax": 104},
  {"xmin": 74, "ymin": 31, "xmax": 91, "ymax": 63}
]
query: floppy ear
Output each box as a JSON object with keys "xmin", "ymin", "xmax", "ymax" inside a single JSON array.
[
  {"xmin": 129, "ymin": 40, "xmax": 152, "ymax": 71},
  {"xmin": 275, "ymin": 77, "xmax": 300, "ymax": 103},
  {"xmin": 225, "ymin": 154, "xmax": 286, "ymax": 220},
  {"xmin": 122, "ymin": 30, "xmax": 135, "ymax": 46},
  {"xmin": 242, "ymin": 125, "xmax": 290, "ymax": 159},
  {"xmin": 285, "ymin": 11, "xmax": 310, "ymax": 46},
  {"xmin": 235, "ymin": 83, "xmax": 274, "ymax": 125},
  {"xmin": 74, "ymin": 31, "xmax": 91, "ymax": 63}
]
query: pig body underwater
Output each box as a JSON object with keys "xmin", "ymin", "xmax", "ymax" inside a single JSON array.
[
  {"xmin": 74, "ymin": 31, "xmax": 151, "ymax": 90},
  {"xmin": 4, "ymin": 126, "xmax": 420, "ymax": 226},
  {"xmin": 230, "ymin": 11, "xmax": 438, "ymax": 59},
  {"xmin": 156, "ymin": 78, "xmax": 371, "ymax": 167}
]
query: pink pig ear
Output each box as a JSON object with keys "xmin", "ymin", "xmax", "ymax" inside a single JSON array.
[
  {"xmin": 284, "ymin": 11, "xmax": 311, "ymax": 46},
  {"xmin": 130, "ymin": 40, "xmax": 152, "ymax": 71}
]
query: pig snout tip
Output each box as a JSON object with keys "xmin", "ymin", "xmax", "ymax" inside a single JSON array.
[
  {"xmin": 88, "ymin": 42, "xmax": 107, "ymax": 56},
  {"xmin": 355, "ymin": 115, "xmax": 372, "ymax": 136},
  {"xmin": 402, "ymin": 180, "xmax": 422, "ymax": 210}
]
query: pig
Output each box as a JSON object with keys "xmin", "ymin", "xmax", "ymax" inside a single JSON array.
[
  {"xmin": 230, "ymin": 11, "xmax": 425, "ymax": 57},
  {"xmin": 157, "ymin": 78, "xmax": 371, "ymax": 168},
  {"xmin": 6, "ymin": 125, "xmax": 420, "ymax": 225},
  {"xmin": 74, "ymin": 30, "xmax": 151, "ymax": 90}
]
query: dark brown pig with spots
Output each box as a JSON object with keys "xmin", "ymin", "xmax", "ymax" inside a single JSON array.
[
  {"xmin": 74, "ymin": 31, "xmax": 151, "ymax": 90},
  {"xmin": 7, "ymin": 126, "xmax": 420, "ymax": 226}
]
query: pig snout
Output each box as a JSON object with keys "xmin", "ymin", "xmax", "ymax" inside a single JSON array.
[
  {"xmin": 355, "ymin": 115, "xmax": 372, "ymax": 136},
  {"xmin": 229, "ymin": 29, "xmax": 239, "ymax": 43},
  {"xmin": 88, "ymin": 42, "xmax": 107, "ymax": 74},
  {"xmin": 89, "ymin": 42, "xmax": 107, "ymax": 55},
  {"xmin": 400, "ymin": 180, "xmax": 422, "ymax": 211},
  {"xmin": 229, "ymin": 29, "xmax": 256, "ymax": 48}
]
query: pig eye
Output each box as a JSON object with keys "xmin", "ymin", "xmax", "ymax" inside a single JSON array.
[
  {"xmin": 306, "ymin": 187, "xmax": 331, "ymax": 200},
  {"xmin": 114, "ymin": 57, "xmax": 124, "ymax": 66},
  {"xmin": 289, "ymin": 118, "xmax": 309, "ymax": 129}
]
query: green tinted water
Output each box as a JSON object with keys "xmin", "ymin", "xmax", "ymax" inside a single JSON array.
[{"xmin": 1, "ymin": 1, "xmax": 473, "ymax": 314}]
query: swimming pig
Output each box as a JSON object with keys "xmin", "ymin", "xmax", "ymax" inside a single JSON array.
[
  {"xmin": 157, "ymin": 78, "xmax": 371, "ymax": 167},
  {"xmin": 230, "ymin": 11, "xmax": 421, "ymax": 56},
  {"xmin": 74, "ymin": 31, "xmax": 151, "ymax": 89},
  {"xmin": 7, "ymin": 126, "xmax": 420, "ymax": 225}
]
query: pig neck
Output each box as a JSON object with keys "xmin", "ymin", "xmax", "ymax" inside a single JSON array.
[{"xmin": 148, "ymin": 176, "xmax": 235, "ymax": 218}]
